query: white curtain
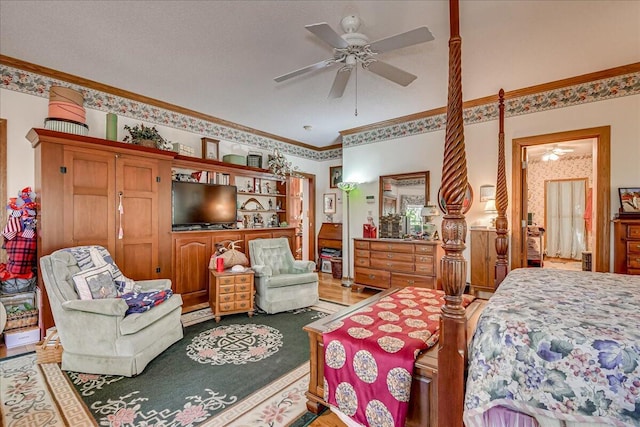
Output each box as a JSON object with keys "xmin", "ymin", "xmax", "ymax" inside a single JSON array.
[{"xmin": 545, "ymin": 180, "xmax": 586, "ymax": 260}]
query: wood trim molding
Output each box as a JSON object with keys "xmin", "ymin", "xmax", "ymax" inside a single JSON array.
[
  {"xmin": 0, "ymin": 54, "xmax": 319, "ymax": 152},
  {"xmin": 0, "ymin": 118, "xmax": 6, "ymax": 263},
  {"xmin": 511, "ymin": 126, "xmax": 610, "ymax": 272},
  {"xmin": 341, "ymin": 62, "xmax": 639, "ymax": 136}
]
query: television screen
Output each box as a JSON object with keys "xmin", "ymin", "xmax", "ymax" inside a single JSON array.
[{"xmin": 172, "ymin": 181, "xmax": 237, "ymax": 227}]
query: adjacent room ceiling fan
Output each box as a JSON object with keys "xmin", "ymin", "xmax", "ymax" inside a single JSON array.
[
  {"xmin": 541, "ymin": 144, "xmax": 574, "ymax": 161},
  {"xmin": 274, "ymin": 15, "xmax": 434, "ymax": 99}
]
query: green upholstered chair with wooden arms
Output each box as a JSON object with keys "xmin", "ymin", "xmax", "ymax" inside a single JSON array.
[{"xmin": 248, "ymin": 237, "xmax": 319, "ymax": 314}]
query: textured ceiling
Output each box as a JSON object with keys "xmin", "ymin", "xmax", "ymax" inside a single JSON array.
[{"xmin": 1, "ymin": 1, "xmax": 638, "ymax": 148}]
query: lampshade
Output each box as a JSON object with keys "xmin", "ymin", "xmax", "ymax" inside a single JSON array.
[
  {"xmin": 484, "ymin": 199, "xmax": 497, "ymax": 213},
  {"xmin": 421, "ymin": 205, "xmax": 439, "ymax": 217},
  {"xmin": 337, "ymin": 181, "xmax": 358, "ymax": 193}
]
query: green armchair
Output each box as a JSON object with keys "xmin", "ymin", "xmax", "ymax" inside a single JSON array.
[
  {"xmin": 248, "ymin": 238, "xmax": 319, "ymax": 314},
  {"xmin": 39, "ymin": 246, "xmax": 183, "ymax": 376}
]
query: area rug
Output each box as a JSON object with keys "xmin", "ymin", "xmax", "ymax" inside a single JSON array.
[{"xmin": 1, "ymin": 302, "xmax": 345, "ymax": 427}]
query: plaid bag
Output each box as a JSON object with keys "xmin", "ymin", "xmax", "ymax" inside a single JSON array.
[{"xmin": 5, "ymin": 236, "xmax": 37, "ymax": 274}]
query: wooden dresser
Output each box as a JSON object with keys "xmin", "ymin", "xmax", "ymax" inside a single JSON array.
[
  {"xmin": 613, "ymin": 218, "xmax": 640, "ymax": 275},
  {"xmin": 317, "ymin": 223, "xmax": 342, "ymax": 252},
  {"xmin": 353, "ymin": 238, "xmax": 444, "ymax": 291}
]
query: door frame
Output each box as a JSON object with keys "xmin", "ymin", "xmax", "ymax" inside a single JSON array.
[
  {"xmin": 0, "ymin": 119, "xmax": 6, "ymax": 263},
  {"xmin": 297, "ymin": 172, "xmax": 317, "ymax": 263},
  {"xmin": 511, "ymin": 126, "xmax": 610, "ymax": 272}
]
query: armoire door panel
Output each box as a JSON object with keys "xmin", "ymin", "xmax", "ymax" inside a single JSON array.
[
  {"xmin": 119, "ymin": 243, "xmax": 154, "ymax": 279},
  {"xmin": 63, "ymin": 148, "xmax": 116, "ymax": 251},
  {"xmin": 115, "ymin": 156, "xmax": 160, "ymax": 279},
  {"xmin": 173, "ymin": 236, "xmax": 212, "ymax": 297}
]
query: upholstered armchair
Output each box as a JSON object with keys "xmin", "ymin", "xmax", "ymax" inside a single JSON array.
[
  {"xmin": 248, "ymin": 238, "xmax": 319, "ymax": 314},
  {"xmin": 39, "ymin": 246, "xmax": 183, "ymax": 377}
]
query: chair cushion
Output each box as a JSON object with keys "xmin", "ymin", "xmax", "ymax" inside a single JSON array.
[
  {"xmin": 263, "ymin": 272, "xmax": 318, "ymax": 289},
  {"xmin": 64, "ymin": 246, "xmax": 135, "ymax": 294},
  {"xmin": 72, "ymin": 264, "xmax": 118, "ymax": 300}
]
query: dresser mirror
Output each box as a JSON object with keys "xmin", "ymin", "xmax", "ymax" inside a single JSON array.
[{"xmin": 379, "ymin": 171, "xmax": 430, "ymax": 236}]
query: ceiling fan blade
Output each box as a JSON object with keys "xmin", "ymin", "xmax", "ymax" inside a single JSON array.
[
  {"xmin": 328, "ymin": 67, "xmax": 352, "ymax": 98},
  {"xmin": 366, "ymin": 61, "xmax": 417, "ymax": 86},
  {"xmin": 305, "ymin": 23, "xmax": 349, "ymax": 49},
  {"xmin": 274, "ymin": 59, "xmax": 333, "ymax": 82},
  {"xmin": 369, "ymin": 27, "xmax": 434, "ymax": 54}
]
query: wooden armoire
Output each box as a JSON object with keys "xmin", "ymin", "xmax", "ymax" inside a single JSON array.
[{"xmin": 28, "ymin": 129, "xmax": 174, "ymax": 333}]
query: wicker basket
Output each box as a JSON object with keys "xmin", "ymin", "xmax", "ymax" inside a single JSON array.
[
  {"xmin": 36, "ymin": 329, "xmax": 63, "ymax": 364},
  {"xmin": 5, "ymin": 308, "xmax": 38, "ymax": 331}
]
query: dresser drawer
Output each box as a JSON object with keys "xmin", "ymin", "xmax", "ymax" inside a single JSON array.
[
  {"xmin": 628, "ymin": 226, "xmax": 640, "ymax": 239},
  {"xmin": 235, "ymin": 274, "xmax": 252, "ymax": 284},
  {"xmin": 627, "ymin": 241, "xmax": 640, "ymax": 254},
  {"xmin": 235, "ymin": 282, "xmax": 252, "ymax": 293},
  {"xmin": 318, "ymin": 238, "xmax": 341, "ymax": 249},
  {"xmin": 219, "ymin": 276, "xmax": 235, "ymax": 286},
  {"xmin": 371, "ymin": 251, "xmax": 414, "ymax": 262},
  {"xmin": 220, "ymin": 301, "xmax": 235, "ymax": 312},
  {"xmin": 628, "ymin": 254, "xmax": 640, "ymax": 269},
  {"xmin": 370, "ymin": 241, "xmax": 414, "ymax": 253},
  {"xmin": 219, "ymin": 293, "xmax": 235, "ymax": 303},
  {"xmin": 414, "ymin": 245, "xmax": 435, "ymax": 255},
  {"xmin": 219, "ymin": 284, "xmax": 235, "ymax": 294},
  {"xmin": 235, "ymin": 291, "xmax": 251, "ymax": 301},
  {"xmin": 627, "ymin": 268, "xmax": 640, "ymax": 275},
  {"xmin": 354, "ymin": 240, "xmax": 370, "ymax": 250},
  {"xmin": 415, "ymin": 257, "xmax": 436, "ymax": 275},
  {"xmin": 391, "ymin": 273, "xmax": 435, "ymax": 289},
  {"xmin": 355, "ymin": 249, "xmax": 370, "ymax": 258},
  {"xmin": 355, "ymin": 257, "xmax": 370, "ymax": 267},
  {"xmin": 370, "ymin": 258, "xmax": 414, "ymax": 273},
  {"xmin": 355, "ymin": 267, "xmax": 390, "ymax": 288},
  {"xmin": 235, "ymin": 300, "xmax": 251, "ymax": 310}
]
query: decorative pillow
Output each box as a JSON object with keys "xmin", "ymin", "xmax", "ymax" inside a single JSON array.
[
  {"xmin": 72, "ymin": 264, "xmax": 118, "ymax": 300},
  {"xmin": 87, "ymin": 246, "xmax": 135, "ymax": 295}
]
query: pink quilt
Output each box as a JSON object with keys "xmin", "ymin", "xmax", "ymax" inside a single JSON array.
[{"xmin": 323, "ymin": 287, "xmax": 473, "ymax": 426}]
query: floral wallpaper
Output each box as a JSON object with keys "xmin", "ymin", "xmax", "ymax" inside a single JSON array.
[{"xmin": 527, "ymin": 155, "xmax": 594, "ymax": 249}]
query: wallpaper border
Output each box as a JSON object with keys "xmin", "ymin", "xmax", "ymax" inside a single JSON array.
[{"xmin": 2, "ymin": 63, "xmax": 638, "ymax": 158}]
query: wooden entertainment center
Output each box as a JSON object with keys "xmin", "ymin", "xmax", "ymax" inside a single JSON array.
[{"xmin": 28, "ymin": 128, "xmax": 295, "ymax": 333}]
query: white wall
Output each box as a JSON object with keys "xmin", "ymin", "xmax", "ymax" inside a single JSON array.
[{"xmin": 342, "ymin": 94, "xmax": 640, "ymax": 277}]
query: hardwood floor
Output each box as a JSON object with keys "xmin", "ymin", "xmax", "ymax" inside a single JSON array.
[{"xmin": 317, "ymin": 272, "xmax": 379, "ymax": 305}]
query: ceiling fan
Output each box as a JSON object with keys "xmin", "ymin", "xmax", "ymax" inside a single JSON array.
[
  {"xmin": 274, "ymin": 15, "xmax": 434, "ymax": 99},
  {"xmin": 541, "ymin": 144, "xmax": 574, "ymax": 161}
]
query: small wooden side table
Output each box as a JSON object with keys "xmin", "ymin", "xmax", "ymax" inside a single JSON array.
[{"xmin": 208, "ymin": 269, "xmax": 255, "ymax": 322}]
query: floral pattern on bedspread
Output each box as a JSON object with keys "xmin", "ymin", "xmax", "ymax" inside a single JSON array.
[{"xmin": 464, "ymin": 268, "xmax": 640, "ymax": 427}]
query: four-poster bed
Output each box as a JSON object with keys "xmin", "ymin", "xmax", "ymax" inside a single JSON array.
[{"xmin": 304, "ymin": 0, "xmax": 640, "ymax": 425}]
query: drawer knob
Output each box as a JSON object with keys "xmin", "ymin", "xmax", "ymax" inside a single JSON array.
[
  {"xmin": 387, "ymin": 254, "xmax": 393, "ymax": 258},
  {"xmin": 368, "ymin": 274, "xmax": 376, "ymax": 279},
  {"xmin": 407, "ymin": 280, "xmax": 415, "ymax": 284}
]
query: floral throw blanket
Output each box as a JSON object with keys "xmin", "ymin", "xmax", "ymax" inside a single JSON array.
[
  {"xmin": 323, "ymin": 287, "xmax": 474, "ymax": 427},
  {"xmin": 464, "ymin": 268, "xmax": 640, "ymax": 427}
]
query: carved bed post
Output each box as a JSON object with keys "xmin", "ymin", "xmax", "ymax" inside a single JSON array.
[
  {"xmin": 495, "ymin": 89, "xmax": 509, "ymax": 287},
  {"xmin": 438, "ymin": 0, "xmax": 468, "ymax": 426}
]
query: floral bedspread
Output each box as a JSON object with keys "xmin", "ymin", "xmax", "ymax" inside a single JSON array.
[{"xmin": 464, "ymin": 268, "xmax": 640, "ymax": 427}]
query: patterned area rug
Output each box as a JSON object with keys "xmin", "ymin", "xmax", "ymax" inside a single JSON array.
[{"xmin": 0, "ymin": 302, "xmax": 344, "ymax": 427}]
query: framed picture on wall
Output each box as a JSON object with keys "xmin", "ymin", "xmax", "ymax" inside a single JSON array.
[
  {"xmin": 619, "ymin": 187, "xmax": 640, "ymax": 212},
  {"xmin": 330, "ymin": 166, "xmax": 343, "ymax": 188},
  {"xmin": 201, "ymin": 137, "xmax": 219, "ymax": 160},
  {"xmin": 323, "ymin": 193, "xmax": 337, "ymax": 214},
  {"xmin": 479, "ymin": 185, "xmax": 496, "ymax": 202}
]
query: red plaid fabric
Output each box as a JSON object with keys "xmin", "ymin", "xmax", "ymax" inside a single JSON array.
[{"xmin": 5, "ymin": 235, "xmax": 37, "ymax": 274}]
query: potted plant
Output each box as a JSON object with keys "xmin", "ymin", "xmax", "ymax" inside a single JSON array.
[{"xmin": 123, "ymin": 123, "xmax": 172, "ymax": 150}]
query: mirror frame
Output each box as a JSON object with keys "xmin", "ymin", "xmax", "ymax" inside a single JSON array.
[{"xmin": 379, "ymin": 171, "xmax": 430, "ymax": 219}]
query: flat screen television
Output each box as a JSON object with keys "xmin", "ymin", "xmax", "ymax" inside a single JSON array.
[{"xmin": 172, "ymin": 181, "xmax": 237, "ymax": 229}]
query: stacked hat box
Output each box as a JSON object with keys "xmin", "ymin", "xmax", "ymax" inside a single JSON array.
[{"xmin": 45, "ymin": 86, "xmax": 89, "ymax": 136}]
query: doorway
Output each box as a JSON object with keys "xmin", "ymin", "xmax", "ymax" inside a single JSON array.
[
  {"xmin": 288, "ymin": 173, "xmax": 316, "ymax": 263},
  {"xmin": 511, "ymin": 126, "xmax": 611, "ymax": 272}
]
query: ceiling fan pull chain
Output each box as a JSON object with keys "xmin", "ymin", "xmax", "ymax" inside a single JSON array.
[{"xmin": 355, "ymin": 65, "xmax": 358, "ymax": 116}]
